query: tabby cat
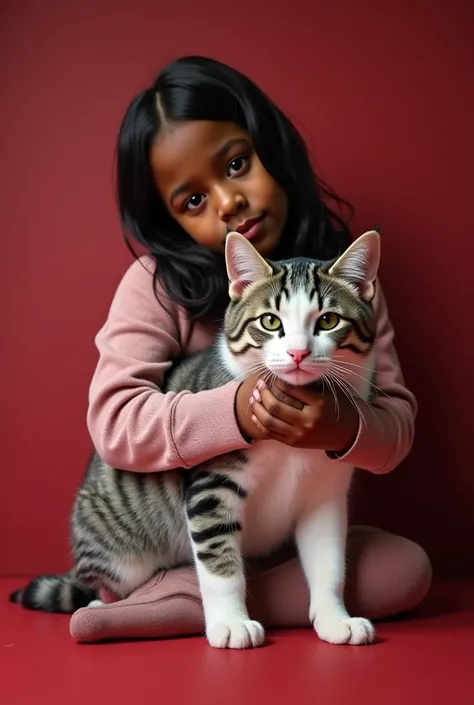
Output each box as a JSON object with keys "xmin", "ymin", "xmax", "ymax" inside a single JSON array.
[{"xmin": 11, "ymin": 229, "xmax": 381, "ymax": 649}]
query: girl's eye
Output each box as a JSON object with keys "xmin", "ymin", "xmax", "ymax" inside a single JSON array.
[
  {"xmin": 316, "ymin": 312, "xmax": 340, "ymax": 331},
  {"xmin": 227, "ymin": 156, "xmax": 248, "ymax": 177},
  {"xmin": 260, "ymin": 313, "xmax": 282, "ymax": 332},
  {"xmin": 184, "ymin": 194, "xmax": 206, "ymax": 212}
]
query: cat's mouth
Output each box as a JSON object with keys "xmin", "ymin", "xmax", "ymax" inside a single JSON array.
[
  {"xmin": 278, "ymin": 371, "xmax": 320, "ymax": 388},
  {"xmin": 275, "ymin": 362, "xmax": 328, "ymax": 385}
]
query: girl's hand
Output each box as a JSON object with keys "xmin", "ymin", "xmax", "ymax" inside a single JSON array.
[
  {"xmin": 235, "ymin": 373, "xmax": 276, "ymax": 442},
  {"xmin": 246, "ymin": 379, "xmax": 360, "ymax": 452}
]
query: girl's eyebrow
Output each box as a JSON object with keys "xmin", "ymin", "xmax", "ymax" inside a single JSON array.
[
  {"xmin": 213, "ymin": 136, "xmax": 248, "ymax": 162},
  {"xmin": 170, "ymin": 137, "xmax": 249, "ymax": 204}
]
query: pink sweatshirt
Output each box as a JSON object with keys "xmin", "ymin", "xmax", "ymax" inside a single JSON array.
[{"xmin": 87, "ymin": 255, "xmax": 417, "ymax": 475}]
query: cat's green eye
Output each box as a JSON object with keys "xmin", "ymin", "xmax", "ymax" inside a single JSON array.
[
  {"xmin": 317, "ymin": 312, "xmax": 340, "ymax": 331},
  {"xmin": 260, "ymin": 313, "xmax": 282, "ymax": 331}
]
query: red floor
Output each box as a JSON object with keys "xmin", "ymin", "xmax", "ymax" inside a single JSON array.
[{"xmin": 2, "ymin": 577, "xmax": 474, "ymax": 705}]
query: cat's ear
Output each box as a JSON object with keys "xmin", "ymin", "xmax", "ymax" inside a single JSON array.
[
  {"xmin": 328, "ymin": 230, "xmax": 380, "ymax": 302},
  {"xmin": 225, "ymin": 231, "xmax": 273, "ymax": 300}
]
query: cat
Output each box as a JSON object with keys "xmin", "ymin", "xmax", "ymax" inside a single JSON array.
[{"xmin": 11, "ymin": 229, "xmax": 381, "ymax": 649}]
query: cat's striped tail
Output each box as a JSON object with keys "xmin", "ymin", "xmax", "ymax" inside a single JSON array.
[{"xmin": 9, "ymin": 572, "xmax": 95, "ymax": 613}]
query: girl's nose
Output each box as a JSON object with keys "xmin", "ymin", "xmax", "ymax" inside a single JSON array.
[{"xmin": 214, "ymin": 186, "xmax": 247, "ymax": 222}]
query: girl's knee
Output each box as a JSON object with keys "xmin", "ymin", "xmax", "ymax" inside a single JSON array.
[
  {"xmin": 373, "ymin": 532, "xmax": 433, "ymax": 617},
  {"xmin": 347, "ymin": 527, "xmax": 432, "ymax": 619},
  {"xmin": 397, "ymin": 536, "xmax": 433, "ymax": 612}
]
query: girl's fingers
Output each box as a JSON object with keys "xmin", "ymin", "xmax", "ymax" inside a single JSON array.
[
  {"xmin": 252, "ymin": 385, "xmax": 303, "ymax": 425},
  {"xmin": 273, "ymin": 378, "xmax": 322, "ymax": 407},
  {"xmin": 270, "ymin": 384, "xmax": 305, "ymax": 410},
  {"xmin": 250, "ymin": 398, "xmax": 296, "ymax": 437},
  {"xmin": 249, "ymin": 410, "xmax": 270, "ymax": 437}
]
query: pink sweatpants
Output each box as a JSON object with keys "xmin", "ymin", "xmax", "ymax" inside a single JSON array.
[{"xmin": 70, "ymin": 526, "xmax": 432, "ymax": 643}]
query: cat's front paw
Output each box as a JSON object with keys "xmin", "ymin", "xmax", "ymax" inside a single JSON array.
[
  {"xmin": 207, "ymin": 618, "xmax": 265, "ymax": 649},
  {"xmin": 315, "ymin": 616, "xmax": 375, "ymax": 645}
]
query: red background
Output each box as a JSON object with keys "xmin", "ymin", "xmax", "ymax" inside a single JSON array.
[{"xmin": 1, "ymin": 0, "xmax": 473, "ymax": 577}]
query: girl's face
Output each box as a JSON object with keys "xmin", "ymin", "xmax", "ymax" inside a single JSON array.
[{"xmin": 150, "ymin": 120, "xmax": 288, "ymax": 256}]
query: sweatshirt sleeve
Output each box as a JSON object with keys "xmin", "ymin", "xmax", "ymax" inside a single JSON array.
[
  {"xmin": 328, "ymin": 282, "xmax": 417, "ymax": 474},
  {"xmin": 86, "ymin": 257, "xmax": 250, "ymax": 472}
]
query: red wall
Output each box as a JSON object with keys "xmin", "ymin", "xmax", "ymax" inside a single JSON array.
[{"xmin": 1, "ymin": 0, "xmax": 473, "ymax": 576}]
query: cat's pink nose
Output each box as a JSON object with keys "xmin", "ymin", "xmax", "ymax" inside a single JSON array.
[{"xmin": 287, "ymin": 349, "xmax": 310, "ymax": 365}]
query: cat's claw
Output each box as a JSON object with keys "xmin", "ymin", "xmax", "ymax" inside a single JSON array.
[
  {"xmin": 315, "ymin": 616, "xmax": 375, "ymax": 645},
  {"xmin": 207, "ymin": 618, "xmax": 265, "ymax": 649}
]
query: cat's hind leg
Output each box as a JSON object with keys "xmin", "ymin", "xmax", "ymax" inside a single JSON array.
[
  {"xmin": 75, "ymin": 551, "xmax": 159, "ymax": 608},
  {"xmin": 186, "ymin": 470, "xmax": 264, "ymax": 649}
]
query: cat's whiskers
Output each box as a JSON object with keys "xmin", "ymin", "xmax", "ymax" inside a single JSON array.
[
  {"xmin": 333, "ymin": 356, "xmax": 374, "ymax": 371},
  {"xmin": 331, "ymin": 358, "xmax": 390, "ymax": 400},
  {"xmin": 321, "ymin": 373, "xmax": 341, "ymax": 422},
  {"xmin": 327, "ymin": 367, "xmax": 381, "ymax": 430},
  {"xmin": 324, "ymin": 370, "xmax": 367, "ymax": 429},
  {"xmin": 235, "ymin": 362, "xmax": 269, "ymax": 382}
]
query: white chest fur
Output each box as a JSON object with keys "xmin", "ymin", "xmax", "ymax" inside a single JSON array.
[{"xmin": 230, "ymin": 441, "xmax": 354, "ymax": 559}]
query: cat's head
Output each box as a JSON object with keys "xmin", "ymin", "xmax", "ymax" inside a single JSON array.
[{"xmin": 222, "ymin": 230, "xmax": 380, "ymax": 387}]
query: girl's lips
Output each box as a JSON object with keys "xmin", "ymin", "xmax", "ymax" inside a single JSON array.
[{"xmin": 237, "ymin": 215, "xmax": 265, "ymax": 241}]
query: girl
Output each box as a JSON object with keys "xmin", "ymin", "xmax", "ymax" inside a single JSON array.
[{"xmin": 74, "ymin": 56, "xmax": 431, "ymax": 641}]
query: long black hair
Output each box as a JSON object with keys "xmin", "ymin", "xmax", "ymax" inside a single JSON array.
[{"xmin": 116, "ymin": 55, "xmax": 353, "ymax": 321}]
